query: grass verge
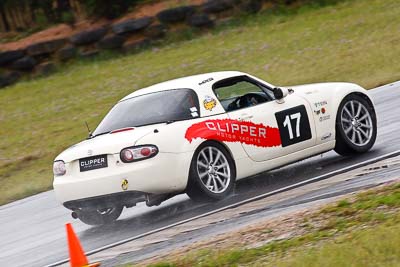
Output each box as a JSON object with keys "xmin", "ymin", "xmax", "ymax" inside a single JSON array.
[
  {"xmin": 1, "ymin": 0, "xmax": 400, "ymax": 204},
  {"xmin": 137, "ymin": 182, "xmax": 400, "ymax": 267}
]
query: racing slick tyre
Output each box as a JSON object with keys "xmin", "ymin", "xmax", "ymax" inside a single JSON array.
[
  {"xmin": 77, "ymin": 206, "xmax": 123, "ymax": 225},
  {"xmin": 186, "ymin": 141, "xmax": 236, "ymax": 202},
  {"xmin": 334, "ymin": 94, "xmax": 377, "ymax": 156}
]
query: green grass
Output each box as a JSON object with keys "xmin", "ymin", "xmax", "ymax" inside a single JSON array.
[
  {"xmin": 139, "ymin": 183, "xmax": 400, "ymax": 267},
  {"xmin": 1, "ymin": 0, "xmax": 400, "ymax": 204},
  {"xmin": 269, "ymin": 223, "xmax": 400, "ymax": 267}
]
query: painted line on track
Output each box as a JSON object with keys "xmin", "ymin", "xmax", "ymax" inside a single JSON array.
[{"xmin": 48, "ymin": 149, "xmax": 400, "ymax": 267}]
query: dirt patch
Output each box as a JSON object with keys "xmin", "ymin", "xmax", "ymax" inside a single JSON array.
[
  {"xmin": 0, "ymin": 25, "xmax": 73, "ymax": 51},
  {"xmin": 0, "ymin": 0, "xmax": 207, "ymax": 51},
  {"xmin": 116, "ymin": 0, "xmax": 206, "ymax": 22}
]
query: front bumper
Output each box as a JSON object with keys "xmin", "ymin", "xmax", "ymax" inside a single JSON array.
[{"xmin": 53, "ymin": 152, "xmax": 192, "ymax": 205}]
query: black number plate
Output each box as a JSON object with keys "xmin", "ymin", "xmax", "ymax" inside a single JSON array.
[
  {"xmin": 79, "ymin": 155, "xmax": 108, "ymax": 172},
  {"xmin": 275, "ymin": 105, "xmax": 312, "ymax": 147}
]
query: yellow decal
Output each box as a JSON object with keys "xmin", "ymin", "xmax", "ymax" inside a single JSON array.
[
  {"xmin": 121, "ymin": 179, "xmax": 129, "ymax": 191},
  {"xmin": 203, "ymin": 95, "xmax": 217, "ymax": 111}
]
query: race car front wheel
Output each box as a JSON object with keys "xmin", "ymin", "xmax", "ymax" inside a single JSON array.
[
  {"xmin": 334, "ymin": 94, "xmax": 377, "ymax": 156},
  {"xmin": 76, "ymin": 206, "xmax": 123, "ymax": 225},
  {"xmin": 186, "ymin": 141, "xmax": 236, "ymax": 202}
]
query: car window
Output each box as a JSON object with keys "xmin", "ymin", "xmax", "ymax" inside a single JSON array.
[
  {"xmin": 92, "ymin": 89, "xmax": 200, "ymax": 136},
  {"xmin": 213, "ymin": 76, "xmax": 274, "ymax": 112}
]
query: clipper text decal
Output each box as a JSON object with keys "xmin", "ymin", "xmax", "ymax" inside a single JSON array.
[{"xmin": 185, "ymin": 119, "xmax": 281, "ymax": 148}]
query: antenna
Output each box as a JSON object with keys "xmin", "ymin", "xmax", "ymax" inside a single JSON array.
[{"xmin": 85, "ymin": 121, "xmax": 92, "ymax": 138}]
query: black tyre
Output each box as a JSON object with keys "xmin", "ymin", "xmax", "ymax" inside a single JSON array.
[
  {"xmin": 186, "ymin": 141, "xmax": 236, "ymax": 202},
  {"xmin": 77, "ymin": 206, "xmax": 123, "ymax": 225},
  {"xmin": 334, "ymin": 94, "xmax": 377, "ymax": 156}
]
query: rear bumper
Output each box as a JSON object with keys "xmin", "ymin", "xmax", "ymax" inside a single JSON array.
[{"xmin": 53, "ymin": 151, "xmax": 193, "ymax": 204}]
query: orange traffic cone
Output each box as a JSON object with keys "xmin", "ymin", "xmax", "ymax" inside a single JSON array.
[{"xmin": 66, "ymin": 223, "xmax": 101, "ymax": 267}]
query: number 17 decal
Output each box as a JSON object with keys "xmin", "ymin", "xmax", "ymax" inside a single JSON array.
[
  {"xmin": 283, "ymin": 112, "xmax": 301, "ymax": 139},
  {"xmin": 275, "ymin": 105, "xmax": 312, "ymax": 147}
]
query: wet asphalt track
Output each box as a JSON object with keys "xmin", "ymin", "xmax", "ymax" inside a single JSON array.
[{"xmin": 0, "ymin": 82, "xmax": 399, "ymax": 267}]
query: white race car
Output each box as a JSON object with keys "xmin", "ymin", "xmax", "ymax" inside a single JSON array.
[{"xmin": 53, "ymin": 71, "xmax": 377, "ymax": 225}]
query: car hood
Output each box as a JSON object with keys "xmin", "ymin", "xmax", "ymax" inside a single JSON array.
[{"xmin": 55, "ymin": 124, "xmax": 162, "ymax": 163}]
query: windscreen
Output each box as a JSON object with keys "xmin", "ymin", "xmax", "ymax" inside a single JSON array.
[{"xmin": 92, "ymin": 89, "xmax": 199, "ymax": 136}]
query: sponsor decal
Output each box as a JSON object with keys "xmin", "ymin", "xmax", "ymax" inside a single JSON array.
[
  {"xmin": 319, "ymin": 115, "xmax": 331, "ymax": 122},
  {"xmin": 199, "ymin": 77, "xmax": 214, "ymax": 86},
  {"xmin": 314, "ymin": 100, "xmax": 328, "ymax": 108},
  {"xmin": 121, "ymin": 179, "xmax": 129, "ymax": 191},
  {"xmin": 80, "ymin": 157, "xmax": 105, "ymax": 167},
  {"xmin": 190, "ymin": 107, "xmax": 199, "ymax": 117},
  {"xmin": 314, "ymin": 107, "xmax": 326, "ymax": 116},
  {"xmin": 203, "ymin": 95, "xmax": 217, "ymax": 111},
  {"xmin": 79, "ymin": 155, "xmax": 108, "ymax": 172},
  {"xmin": 185, "ymin": 119, "xmax": 281, "ymax": 148},
  {"xmin": 321, "ymin": 132, "xmax": 332, "ymax": 140}
]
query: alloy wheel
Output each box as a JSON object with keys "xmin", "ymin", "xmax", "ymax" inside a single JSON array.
[
  {"xmin": 341, "ymin": 100, "xmax": 373, "ymax": 146},
  {"xmin": 196, "ymin": 146, "xmax": 231, "ymax": 193}
]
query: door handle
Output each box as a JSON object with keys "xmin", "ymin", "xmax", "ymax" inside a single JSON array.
[{"xmin": 238, "ymin": 115, "xmax": 253, "ymax": 121}]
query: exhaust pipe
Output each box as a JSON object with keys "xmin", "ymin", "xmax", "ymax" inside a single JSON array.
[{"xmin": 71, "ymin": 211, "xmax": 79, "ymax": 219}]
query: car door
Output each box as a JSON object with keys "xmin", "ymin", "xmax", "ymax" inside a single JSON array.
[{"xmin": 213, "ymin": 76, "xmax": 316, "ymax": 162}]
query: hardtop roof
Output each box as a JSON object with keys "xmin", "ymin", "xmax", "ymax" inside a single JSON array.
[{"xmin": 120, "ymin": 71, "xmax": 246, "ymax": 101}]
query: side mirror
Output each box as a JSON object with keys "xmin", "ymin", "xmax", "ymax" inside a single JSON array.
[{"xmin": 273, "ymin": 87, "xmax": 289, "ymax": 103}]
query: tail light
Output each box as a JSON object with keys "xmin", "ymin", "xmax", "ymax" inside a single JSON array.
[
  {"xmin": 53, "ymin": 160, "xmax": 66, "ymax": 176},
  {"xmin": 120, "ymin": 145, "xmax": 158, "ymax": 163}
]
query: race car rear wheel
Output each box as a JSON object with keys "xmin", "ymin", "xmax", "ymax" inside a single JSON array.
[
  {"xmin": 186, "ymin": 141, "xmax": 236, "ymax": 202},
  {"xmin": 334, "ymin": 94, "xmax": 377, "ymax": 156},
  {"xmin": 77, "ymin": 206, "xmax": 123, "ymax": 225}
]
